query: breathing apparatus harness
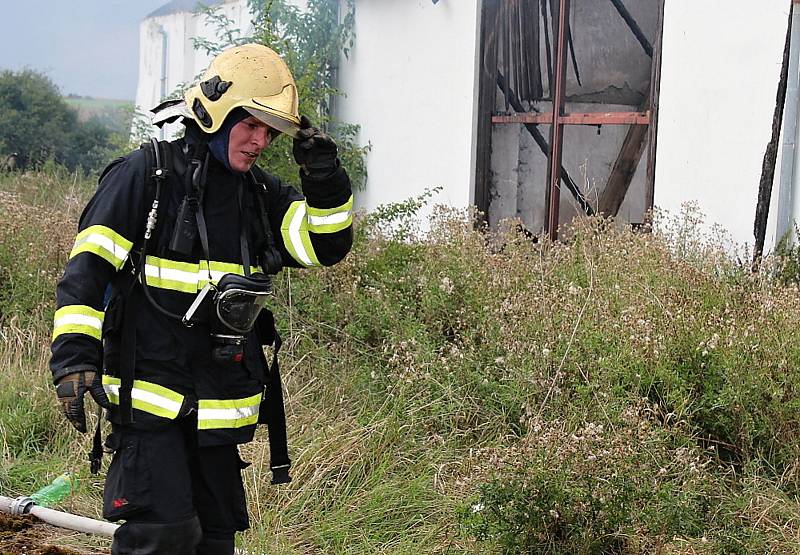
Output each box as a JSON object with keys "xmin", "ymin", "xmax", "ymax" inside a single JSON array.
[
  {"xmin": 91, "ymin": 137, "xmax": 292, "ymax": 485},
  {"xmin": 137, "ymin": 138, "xmax": 280, "ymax": 363}
]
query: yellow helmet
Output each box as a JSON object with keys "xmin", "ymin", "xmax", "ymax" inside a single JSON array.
[{"xmin": 184, "ymin": 43, "xmax": 301, "ymax": 138}]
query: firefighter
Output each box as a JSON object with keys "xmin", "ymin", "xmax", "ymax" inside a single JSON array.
[{"xmin": 49, "ymin": 44, "xmax": 353, "ymax": 555}]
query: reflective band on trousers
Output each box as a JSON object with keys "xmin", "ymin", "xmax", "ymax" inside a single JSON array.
[
  {"xmin": 69, "ymin": 225, "xmax": 133, "ymax": 270},
  {"xmin": 197, "ymin": 393, "xmax": 262, "ymax": 430},
  {"xmin": 143, "ymin": 256, "xmax": 261, "ymax": 293},
  {"xmin": 102, "ymin": 376, "xmax": 185, "ymax": 420},
  {"xmin": 52, "ymin": 305, "xmax": 104, "ymax": 341}
]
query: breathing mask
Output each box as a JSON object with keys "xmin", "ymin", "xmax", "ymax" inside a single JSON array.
[{"xmin": 183, "ymin": 273, "xmax": 273, "ymax": 364}]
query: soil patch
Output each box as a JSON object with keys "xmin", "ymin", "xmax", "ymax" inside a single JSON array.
[{"xmin": 0, "ymin": 514, "xmax": 103, "ymax": 555}]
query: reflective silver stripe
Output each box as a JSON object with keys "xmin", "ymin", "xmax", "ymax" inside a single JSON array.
[
  {"xmin": 289, "ymin": 203, "xmax": 313, "ymax": 266},
  {"xmin": 52, "ymin": 305, "xmax": 105, "ymax": 341},
  {"xmin": 144, "ymin": 264, "xmax": 198, "ymax": 285},
  {"xmin": 70, "ymin": 225, "xmax": 133, "ymax": 269},
  {"xmin": 53, "ymin": 313, "xmax": 102, "ymax": 331},
  {"xmin": 143, "ymin": 257, "xmax": 261, "ymax": 293},
  {"xmin": 142, "ymin": 267, "xmax": 233, "ymax": 286},
  {"xmin": 307, "ymin": 210, "xmax": 351, "ymax": 226},
  {"xmin": 103, "ymin": 383, "xmax": 183, "ymax": 418},
  {"xmin": 197, "ymin": 393, "xmax": 262, "ymax": 429},
  {"xmin": 198, "ymin": 404, "xmax": 259, "ymax": 422},
  {"xmin": 75, "ymin": 232, "xmax": 129, "ymax": 262}
]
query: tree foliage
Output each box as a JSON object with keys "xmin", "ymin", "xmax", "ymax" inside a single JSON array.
[
  {"xmin": 0, "ymin": 69, "xmax": 116, "ymax": 173},
  {"xmin": 193, "ymin": 0, "xmax": 369, "ymax": 188}
]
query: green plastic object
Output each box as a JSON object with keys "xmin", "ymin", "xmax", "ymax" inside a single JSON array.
[{"xmin": 30, "ymin": 473, "xmax": 75, "ymax": 507}]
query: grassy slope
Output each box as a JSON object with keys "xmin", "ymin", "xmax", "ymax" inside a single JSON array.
[{"xmin": 1, "ymin": 171, "xmax": 799, "ymax": 554}]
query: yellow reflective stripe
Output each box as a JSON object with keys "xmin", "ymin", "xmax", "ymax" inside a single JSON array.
[
  {"xmin": 208, "ymin": 261, "xmax": 243, "ymax": 274},
  {"xmin": 280, "ymin": 201, "xmax": 306, "ymax": 265},
  {"xmin": 144, "ymin": 255, "xmax": 201, "ymax": 293},
  {"xmin": 143, "ymin": 256, "xmax": 261, "ymax": 293},
  {"xmin": 306, "ymin": 196, "xmax": 353, "ymax": 234},
  {"xmin": 197, "ymin": 393, "xmax": 262, "ymax": 430},
  {"xmin": 281, "ymin": 201, "xmax": 321, "ymax": 267},
  {"xmin": 199, "ymin": 393, "xmax": 262, "ymax": 409},
  {"xmin": 102, "ymin": 376, "xmax": 184, "ymax": 419},
  {"xmin": 200, "ymin": 262, "xmax": 260, "ymax": 287},
  {"xmin": 70, "ymin": 225, "xmax": 132, "ymax": 269},
  {"xmin": 306, "ymin": 195, "xmax": 354, "ymax": 218},
  {"xmin": 307, "ymin": 212, "xmax": 353, "ymax": 234},
  {"xmin": 197, "ymin": 414, "xmax": 259, "ymax": 430},
  {"xmin": 52, "ymin": 305, "xmax": 104, "ymax": 341}
]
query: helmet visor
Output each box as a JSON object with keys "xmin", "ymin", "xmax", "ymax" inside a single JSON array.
[{"xmin": 244, "ymin": 107, "xmax": 300, "ymax": 139}]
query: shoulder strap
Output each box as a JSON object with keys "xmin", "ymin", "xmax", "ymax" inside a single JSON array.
[{"xmin": 248, "ymin": 170, "xmax": 283, "ymax": 275}]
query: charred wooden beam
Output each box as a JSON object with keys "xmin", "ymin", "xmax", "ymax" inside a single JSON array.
[
  {"xmin": 528, "ymin": 0, "xmax": 543, "ymax": 99},
  {"xmin": 503, "ymin": 0, "xmax": 512, "ymax": 111},
  {"xmin": 541, "ymin": 0, "xmax": 553, "ymax": 97},
  {"xmin": 566, "ymin": 15, "xmax": 582, "ymax": 87},
  {"xmin": 518, "ymin": 0, "xmax": 529, "ymax": 100},
  {"xmin": 512, "ymin": 0, "xmax": 523, "ymax": 101},
  {"xmin": 754, "ymin": 4, "xmax": 793, "ymax": 263},
  {"xmin": 474, "ymin": 0, "xmax": 501, "ymax": 222},
  {"xmin": 598, "ymin": 123, "xmax": 648, "ymax": 217},
  {"xmin": 644, "ymin": 0, "xmax": 665, "ymax": 217},
  {"xmin": 598, "ymin": 81, "xmax": 651, "ymax": 217},
  {"xmin": 608, "ymin": 0, "xmax": 653, "ymax": 58}
]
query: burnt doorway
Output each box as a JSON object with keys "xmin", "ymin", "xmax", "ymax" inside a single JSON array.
[{"xmin": 475, "ymin": 0, "xmax": 665, "ymax": 239}]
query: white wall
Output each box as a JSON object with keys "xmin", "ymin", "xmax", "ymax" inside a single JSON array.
[
  {"xmin": 134, "ymin": 0, "xmax": 252, "ymax": 139},
  {"xmin": 655, "ymin": 1, "xmax": 790, "ymax": 251},
  {"xmin": 335, "ymin": 0, "xmax": 482, "ymax": 216}
]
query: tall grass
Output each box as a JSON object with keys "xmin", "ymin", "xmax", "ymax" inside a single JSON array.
[{"xmin": 2, "ymin": 170, "xmax": 800, "ymax": 554}]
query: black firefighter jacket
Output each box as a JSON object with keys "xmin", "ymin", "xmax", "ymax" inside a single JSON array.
[{"xmin": 50, "ymin": 137, "xmax": 353, "ymax": 446}]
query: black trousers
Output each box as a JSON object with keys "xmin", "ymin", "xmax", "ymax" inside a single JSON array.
[{"xmin": 103, "ymin": 417, "xmax": 250, "ymax": 555}]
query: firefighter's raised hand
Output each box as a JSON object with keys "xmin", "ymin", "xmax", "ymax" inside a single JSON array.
[
  {"xmin": 55, "ymin": 367, "xmax": 112, "ymax": 433},
  {"xmin": 292, "ymin": 115, "xmax": 339, "ymax": 179}
]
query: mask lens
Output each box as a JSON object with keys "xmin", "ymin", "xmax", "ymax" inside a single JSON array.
[{"xmin": 216, "ymin": 289, "xmax": 269, "ymax": 333}]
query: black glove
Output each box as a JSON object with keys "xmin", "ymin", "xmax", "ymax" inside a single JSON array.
[
  {"xmin": 55, "ymin": 367, "xmax": 112, "ymax": 433},
  {"xmin": 292, "ymin": 115, "xmax": 339, "ymax": 179}
]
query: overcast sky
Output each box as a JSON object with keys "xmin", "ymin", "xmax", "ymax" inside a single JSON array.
[{"xmin": 0, "ymin": 0, "xmax": 168, "ymax": 100}]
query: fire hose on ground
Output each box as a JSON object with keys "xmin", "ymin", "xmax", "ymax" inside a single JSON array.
[
  {"xmin": 0, "ymin": 493, "xmax": 119, "ymax": 537},
  {"xmin": 1, "ymin": 473, "xmax": 255, "ymax": 553},
  {"xmin": 0, "ymin": 473, "xmax": 119, "ymax": 536}
]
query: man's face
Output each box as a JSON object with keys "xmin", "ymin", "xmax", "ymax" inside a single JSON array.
[{"xmin": 227, "ymin": 116, "xmax": 272, "ymax": 173}]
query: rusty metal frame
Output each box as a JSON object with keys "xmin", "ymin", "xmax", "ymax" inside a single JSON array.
[{"xmin": 545, "ymin": 0, "xmax": 571, "ymax": 240}]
